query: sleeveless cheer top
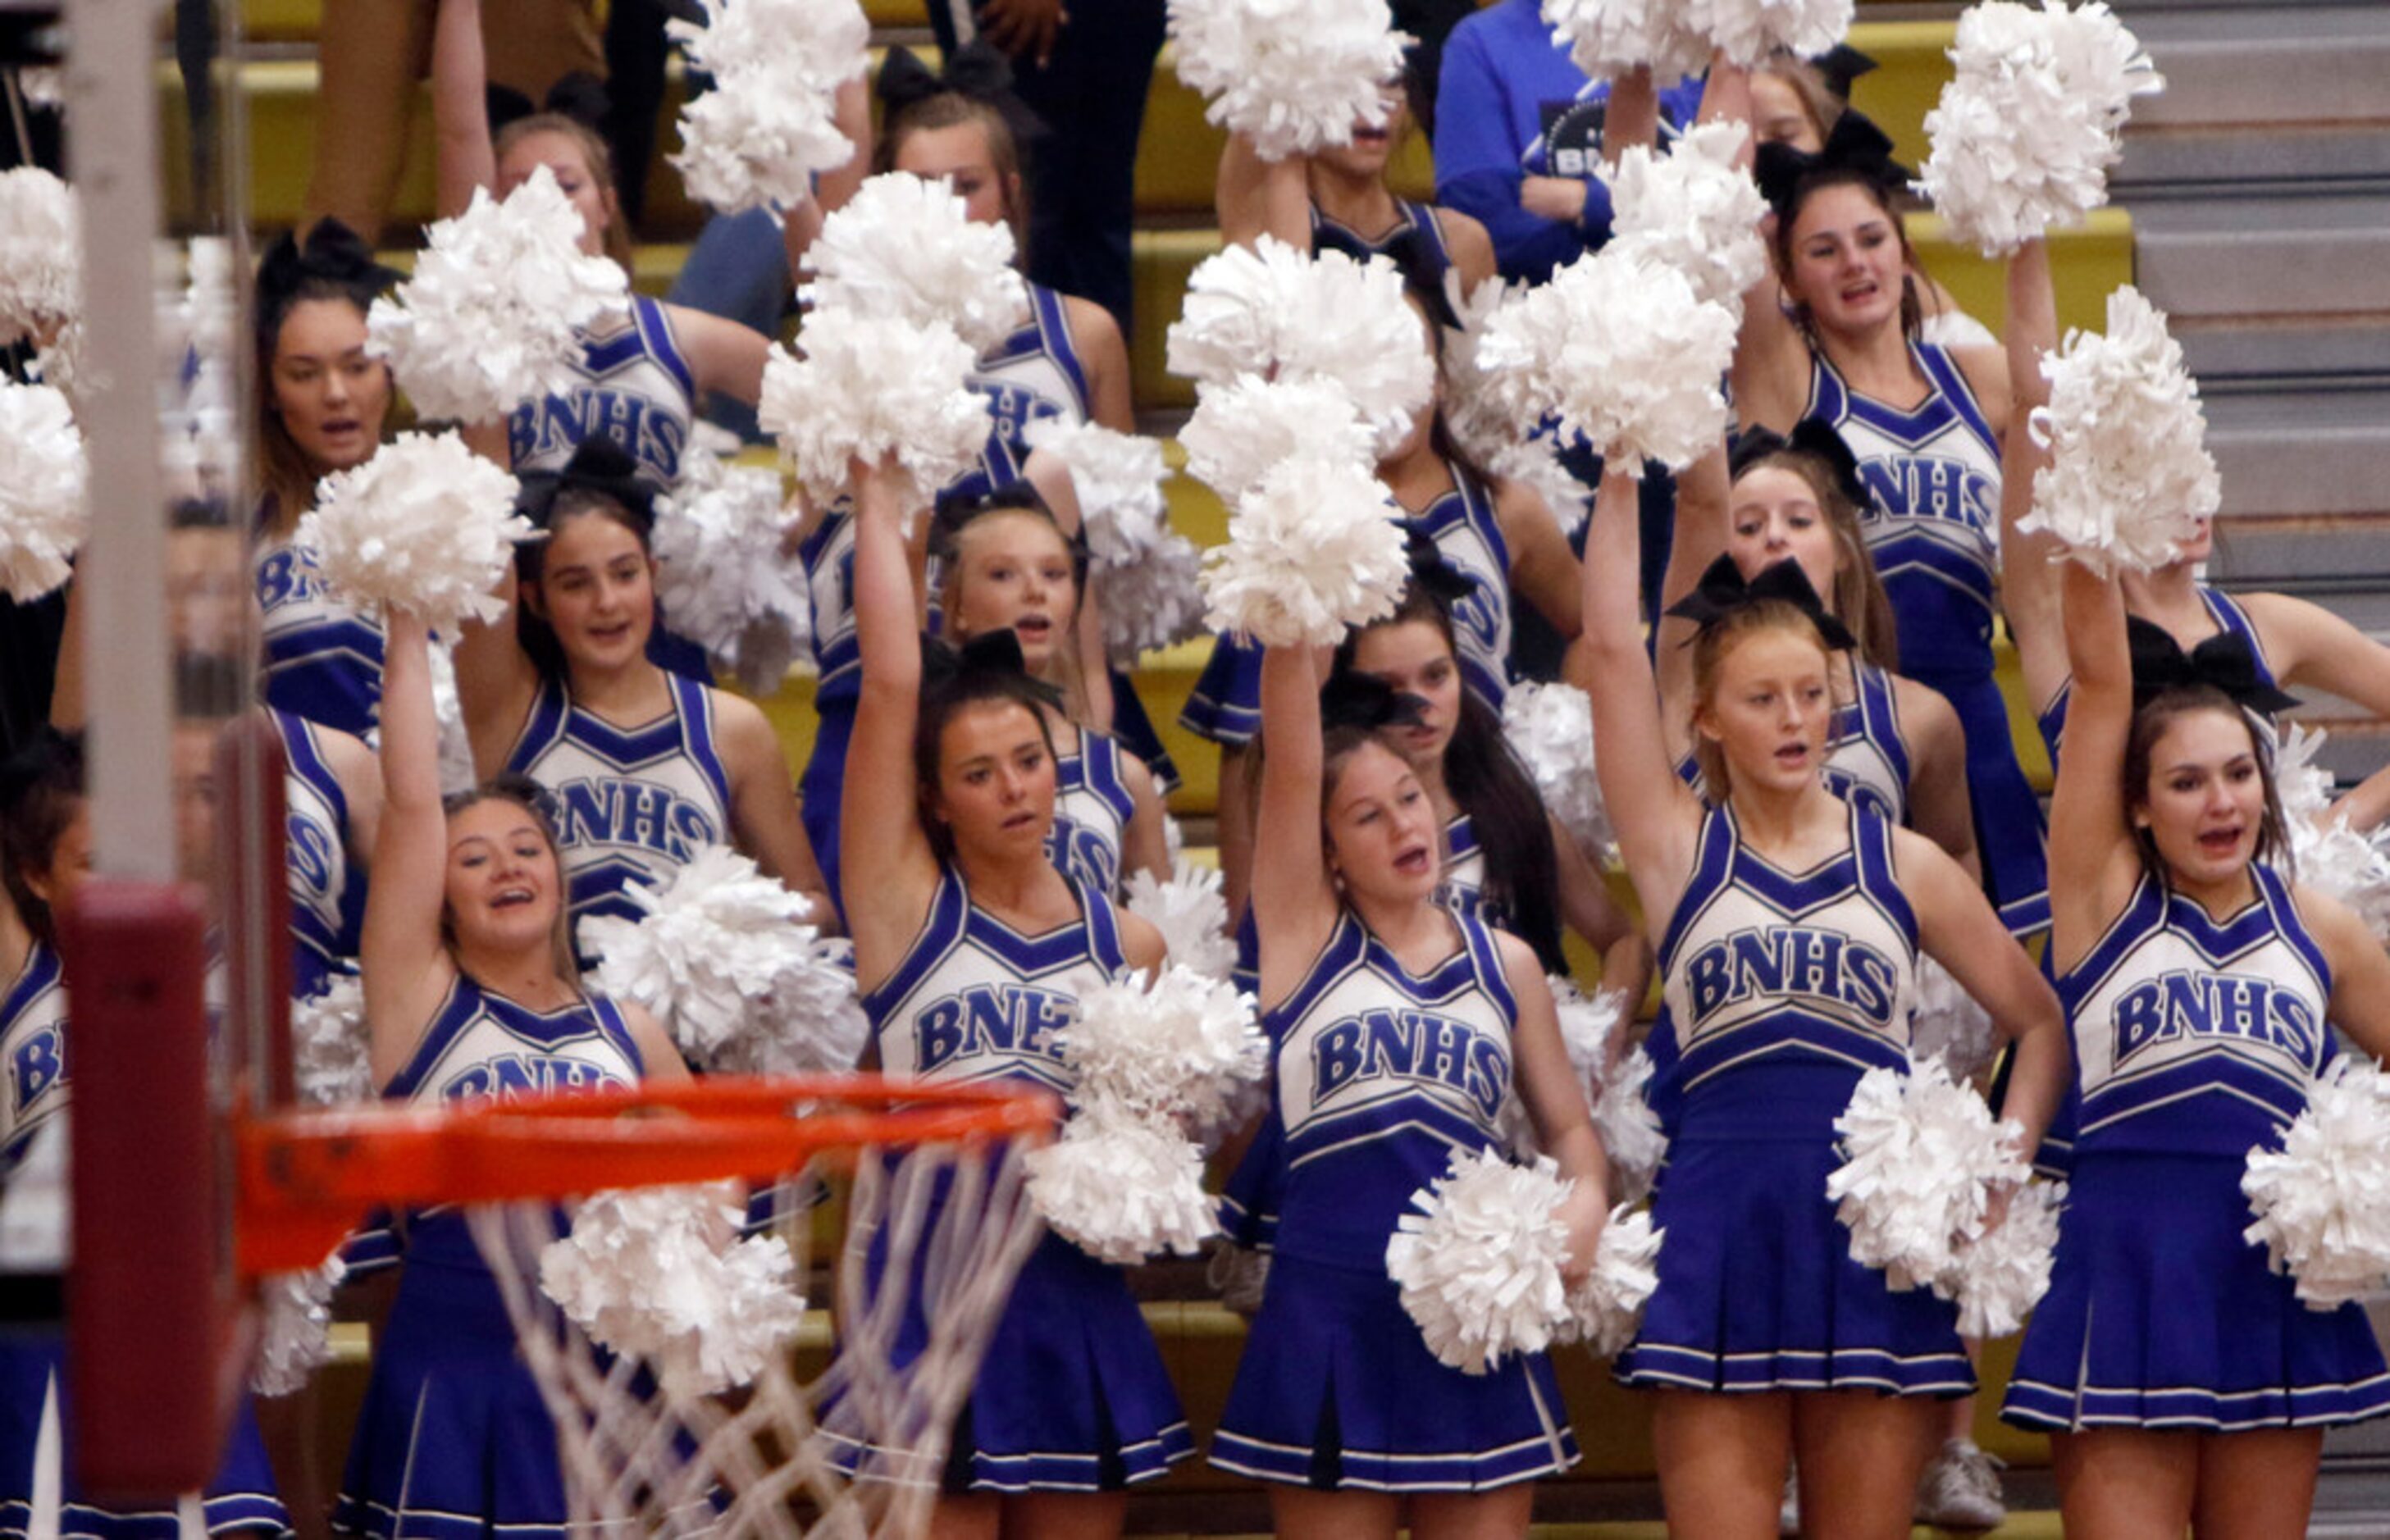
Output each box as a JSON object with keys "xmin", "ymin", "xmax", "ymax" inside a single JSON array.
[
  {"xmin": 2037, "ymin": 586, "xmax": 2278, "ymax": 762},
  {"xmin": 277, "ymin": 708, "xmax": 365, "ymax": 998},
  {"xmin": 970, "ymin": 283, "xmax": 1093, "ymax": 458},
  {"xmin": 1311, "ymin": 198, "xmax": 1455, "ymax": 289},
  {"xmin": 508, "ymin": 295, "xmax": 695, "ymax": 493},
  {"xmin": 1049, "ymin": 731, "xmax": 1138, "ymax": 898},
  {"xmin": 0, "ymin": 942, "xmax": 67, "ymax": 1175},
  {"xmin": 257, "ymin": 520, "xmax": 385, "ymax": 739}
]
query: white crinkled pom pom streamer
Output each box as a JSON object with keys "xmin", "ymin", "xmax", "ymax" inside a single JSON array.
[
  {"xmin": 367, "ymin": 168, "xmax": 630, "ymax": 424},
  {"xmin": 654, "ymin": 451, "xmax": 810, "ymax": 693},
  {"xmin": 1542, "ymin": 0, "xmax": 1710, "ymax": 86},
  {"xmin": 1200, "ymin": 455, "xmax": 1410, "ymax": 649},
  {"xmin": 1596, "ymin": 1046, "xmax": 1667, "ymax": 1205},
  {"xmin": 1056, "ymin": 964, "xmax": 1266, "ymax": 1130},
  {"xmin": 1179, "ymin": 373, "xmax": 1380, "ymax": 505},
  {"xmin": 1124, "ymin": 861, "xmax": 1238, "ymax": 984},
  {"xmin": 1685, "ymin": 0, "xmax": 1854, "ymax": 66},
  {"xmin": 252, "ymin": 1256, "xmax": 347, "ymax": 1397},
  {"xmin": 0, "ymin": 167, "xmax": 77, "ymax": 349},
  {"xmin": 1166, "ymin": 0, "xmax": 1409, "ymax": 161},
  {"xmin": 0, "ymin": 381, "xmax": 88, "ymax": 603},
  {"xmin": 577, "ymin": 844, "xmax": 864, "ymax": 1072},
  {"xmin": 1909, "ymin": 955, "xmax": 1998, "ymax": 1083},
  {"xmin": 801, "ymin": 172, "xmax": 1028, "ymax": 352},
  {"xmin": 1951, "ymin": 1179, "xmax": 2063, "ymax": 1337},
  {"xmin": 1827, "ymin": 1059, "xmax": 2026, "ymax": 1292},
  {"xmin": 426, "ymin": 638, "xmax": 480, "ymax": 797},
  {"xmin": 1021, "ymin": 418, "xmax": 1206, "ymax": 659},
  {"xmin": 1604, "ymin": 122, "xmax": 1769, "ymax": 312},
  {"xmin": 2023, "ymin": 285, "xmax": 2217, "ymax": 575},
  {"xmin": 1166, "ymin": 239, "xmax": 1434, "ymax": 454},
  {"xmin": 760, "ymin": 312, "xmax": 989, "ymax": 507},
  {"xmin": 1501, "ymin": 680, "xmax": 1614, "ymax": 863},
  {"xmin": 2243, "ymin": 1057, "xmax": 2390, "ymax": 1310},
  {"xmin": 666, "ymin": 0, "xmax": 868, "ymax": 217},
  {"xmin": 291, "ymin": 975, "xmax": 372, "ymax": 1108},
  {"xmin": 539, "ymin": 1182, "xmax": 808, "ymax": 1397},
  {"xmin": 1440, "ymin": 276, "xmax": 1528, "ymax": 468},
  {"xmin": 2275, "ymin": 724, "xmax": 2390, "ymax": 943},
  {"xmin": 1387, "ymin": 1148, "xmax": 1574, "ymax": 1374},
  {"xmin": 1503, "ymin": 974, "xmax": 1627, "ymax": 1156},
  {"xmin": 1025, "ymin": 1106, "xmax": 1220, "ymax": 1265},
  {"xmin": 296, "ymin": 432, "xmax": 531, "ymax": 631},
  {"xmin": 1476, "ymin": 247, "xmax": 1735, "ymax": 473},
  {"xmin": 1561, "ymin": 1205, "xmax": 1664, "ymax": 1357},
  {"xmin": 1918, "ymin": 1, "xmax": 2162, "ymax": 257}
]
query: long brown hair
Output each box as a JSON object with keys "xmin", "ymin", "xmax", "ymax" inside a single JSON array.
[
  {"xmin": 496, "ymin": 112, "xmax": 638, "ymax": 271},
  {"xmin": 438, "ymin": 776, "xmax": 581, "ymax": 982},
  {"xmin": 1771, "ymin": 171, "xmax": 1923, "ymax": 348},
  {"xmin": 1730, "ymin": 447, "xmax": 1900, "ymax": 672},
  {"xmin": 2121, "ymin": 690, "xmax": 2290, "ymax": 892},
  {"xmin": 874, "ymin": 93, "xmax": 1029, "ymax": 258}
]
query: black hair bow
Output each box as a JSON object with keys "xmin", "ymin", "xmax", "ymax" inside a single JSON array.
[
  {"xmin": 1752, "ymin": 110, "xmax": 1906, "ymax": 221},
  {"xmin": 2126, "ymin": 616, "xmax": 2301, "ymax": 717},
  {"xmin": 1400, "ymin": 524, "xmax": 1476, "ymax": 610},
  {"xmin": 877, "ymin": 43, "xmax": 1050, "ymax": 144},
  {"xmin": 929, "ymin": 481, "xmax": 1089, "ymax": 585},
  {"xmin": 1729, "ymin": 420, "xmax": 1868, "ymax": 510},
  {"xmin": 486, "ymin": 69, "xmax": 609, "ymax": 136},
  {"xmin": 1320, "ymin": 670, "xmax": 1429, "ymax": 732},
  {"xmin": 255, "ymin": 219, "xmax": 401, "ymax": 313},
  {"xmin": 920, "ymin": 627, "xmax": 1065, "ymax": 709},
  {"xmin": 1813, "ymin": 44, "xmax": 1879, "ymax": 104},
  {"xmin": 1665, "ymin": 555, "xmax": 1857, "ymax": 651},
  {"xmin": 514, "ymin": 437, "xmax": 656, "ymax": 533}
]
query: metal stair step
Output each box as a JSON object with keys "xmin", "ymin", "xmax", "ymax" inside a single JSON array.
[
  {"xmin": 2117, "ymin": 123, "xmax": 2390, "ymax": 196},
  {"xmin": 2132, "ymin": 195, "xmax": 2390, "ymax": 319},
  {"xmin": 2125, "ymin": 4, "xmax": 2390, "ymax": 128},
  {"xmin": 2176, "ymin": 315, "xmax": 2390, "ymax": 388},
  {"xmin": 2204, "ymin": 390, "xmax": 2390, "ymax": 520}
]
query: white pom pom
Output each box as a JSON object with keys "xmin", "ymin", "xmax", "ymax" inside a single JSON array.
[
  {"xmin": 251, "ymin": 1256, "xmax": 347, "ymax": 1397},
  {"xmin": 0, "ymin": 167, "xmax": 78, "ymax": 348},
  {"xmin": 1179, "ymin": 373, "xmax": 1380, "ymax": 504},
  {"xmin": 666, "ymin": 0, "xmax": 867, "ymax": 216},
  {"xmin": 1827, "ymin": 1059, "xmax": 2026, "ymax": 1292},
  {"xmin": 1167, "ymin": 0, "xmax": 1409, "ymax": 160},
  {"xmin": 577, "ymin": 844, "xmax": 863, "ymax": 1072},
  {"xmin": 2243, "ymin": 1057, "xmax": 2390, "ymax": 1310},
  {"xmin": 1025, "ymin": 1106, "xmax": 1220, "ymax": 1264},
  {"xmin": 294, "ymin": 432, "xmax": 531, "ymax": 631},
  {"xmin": 1684, "ymin": 0, "xmax": 1854, "ymax": 66},
  {"xmin": 1908, "ymin": 955, "xmax": 1998, "ymax": 1083},
  {"xmin": 759, "ymin": 313, "xmax": 990, "ymax": 508},
  {"xmin": 1919, "ymin": 0, "xmax": 2163, "ymax": 257},
  {"xmin": 1542, "ymin": 0, "xmax": 1710, "ymax": 86},
  {"xmin": 1501, "ymin": 680, "xmax": 1614, "ymax": 863},
  {"xmin": 367, "ymin": 168, "xmax": 632, "ymax": 424},
  {"xmin": 1594, "ymin": 1045, "xmax": 1667, "ymax": 1205},
  {"xmin": 1166, "ymin": 239, "xmax": 1434, "ymax": 453},
  {"xmin": 291, "ymin": 976, "xmax": 372, "ymax": 1108},
  {"xmin": 1506, "ymin": 974, "xmax": 1625, "ymax": 1151},
  {"xmin": 1604, "ymin": 122, "xmax": 1770, "ymax": 311},
  {"xmin": 2023, "ymin": 286, "xmax": 2217, "ymax": 574},
  {"xmin": 801, "ymin": 173, "xmax": 1029, "ymax": 352},
  {"xmin": 1386, "ymin": 1147, "xmax": 1574, "ymax": 1374},
  {"xmin": 2274, "ymin": 724, "xmax": 2390, "ymax": 944},
  {"xmin": 1057, "ymin": 965, "xmax": 1266, "ymax": 1131},
  {"xmin": 1951, "ymin": 1179, "xmax": 2063, "ymax": 1337},
  {"xmin": 426, "ymin": 638, "xmax": 481, "ymax": 797},
  {"xmin": 1021, "ymin": 418, "xmax": 1206, "ymax": 659},
  {"xmin": 1123, "ymin": 861, "xmax": 1239, "ymax": 984},
  {"xmin": 1200, "ymin": 456, "xmax": 1411, "ymax": 649},
  {"xmin": 1476, "ymin": 247, "xmax": 1736, "ymax": 472},
  {"xmin": 1561, "ymin": 1205, "xmax": 1664, "ymax": 1357},
  {"xmin": 654, "ymin": 453, "xmax": 810, "ymax": 692},
  {"xmin": 540, "ymin": 1183, "xmax": 808, "ymax": 1396},
  {"xmin": 0, "ymin": 381, "xmax": 88, "ymax": 603}
]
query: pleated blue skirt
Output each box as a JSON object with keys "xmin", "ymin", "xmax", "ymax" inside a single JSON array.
[
  {"xmin": 1211, "ymin": 1251, "xmax": 1580, "ymax": 1493},
  {"xmin": 2004, "ymin": 1150, "xmax": 2390, "ymax": 1433}
]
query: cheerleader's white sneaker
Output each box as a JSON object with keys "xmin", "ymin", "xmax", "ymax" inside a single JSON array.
[{"xmin": 1913, "ymin": 1437, "xmax": 2006, "ymax": 1530}]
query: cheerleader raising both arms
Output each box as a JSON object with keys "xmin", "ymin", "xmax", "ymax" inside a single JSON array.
[
  {"xmin": 1577, "ymin": 466, "xmax": 2068, "ymax": 1540},
  {"xmin": 838, "ymin": 456, "xmax": 1184, "ymax": 1540},
  {"xmin": 334, "ymin": 610, "xmax": 688, "ymax": 1540},
  {"xmin": 1999, "ymin": 562, "xmax": 2390, "ymax": 1536},
  {"xmin": 1205, "ymin": 632, "xmax": 1605, "ymax": 1538}
]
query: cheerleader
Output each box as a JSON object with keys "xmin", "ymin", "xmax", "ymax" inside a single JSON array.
[
  {"xmin": 1184, "ymin": 291, "xmax": 1582, "ymax": 918},
  {"xmin": 253, "ymin": 221, "xmax": 398, "ymax": 738},
  {"xmin": 451, "ymin": 438, "xmax": 832, "ymax": 942},
  {"xmin": 332, "ymin": 608, "xmax": 685, "ymax": 1538},
  {"xmin": 1577, "ymin": 466, "xmax": 2068, "ymax": 1538},
  {"xmin": 840, "ymin": 455, "xmax": 1188, "ymax": 1535},
  {"xmin": 1206, "ymin": 621, "xmax": 1604, "ymax": 1540},
  {"xmin": 276, "ymin": 707, "xmax": 381, "ymax": 1002},
  {"xmin": 2000, "ymin": 559, "xmax": 2390, "ymax": 1535},
  {"xmin": 0, "ymin": 731, "xmax": 290, "ymax": 1538},
  {"xmin": 1729, "ymin": 89, "xmax": 2050, "ymax": 940},
  {"xmin": 1658, "ymin": 427, "xmax": 1978, "ymax": 871},
  {"xmin": 931, "ymin": 487, "xmax": 1170, "ymax": 898}
]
